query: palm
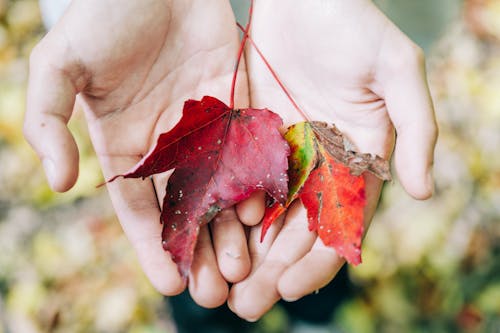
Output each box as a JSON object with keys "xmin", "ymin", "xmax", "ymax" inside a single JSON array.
[
  {"xmin": 248, "ymin": 0, "xmax": 396, "ymax": 157},
  {"xmin": 68, "ymin": 1, "xmax": 247, "ymax": 167}
]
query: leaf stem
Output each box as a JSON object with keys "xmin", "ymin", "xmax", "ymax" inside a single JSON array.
[
  {"xmin": 236, "ymin": 23, "xmax": 311, "ymax": 121},
  {"xmin": 229, "ymin": 0, "xmax": 254, "ymax": 109}
]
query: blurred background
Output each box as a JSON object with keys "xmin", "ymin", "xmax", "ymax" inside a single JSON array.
[{"xmin": 0, "ymin": 0, "xmax": 499, "ymax": 332}]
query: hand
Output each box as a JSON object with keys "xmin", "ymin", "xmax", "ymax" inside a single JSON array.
[
  {"xmin": 23, "ymin": 0, "xmax": 252, "ymax": 308},
  {"xmin": 228, "ymin": 0, "xmax": 438, "ymax": 320}
]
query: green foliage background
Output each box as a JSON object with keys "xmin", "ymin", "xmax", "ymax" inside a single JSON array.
[{"xmin": 0, "ymin": 0, "xmax": 499, "ymax": 332}]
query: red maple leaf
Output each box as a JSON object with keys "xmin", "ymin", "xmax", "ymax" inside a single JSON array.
[
  {"xmin": 261, "ymin": 121, "xmax": 390, "ymax": 265},
  {"xmin": 111, "ymin": 96, "xmax": 289, "ymax": 277},
  {"xmin": 300, "ymin": 145, "xmax": 366, "ymax": 264}
]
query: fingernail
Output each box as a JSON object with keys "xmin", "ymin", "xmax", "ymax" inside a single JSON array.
[
  {"xmin": 42, "ymin": 158, "xmax": 56, "ymax": 188},
  {"xmin": 225, "ymin": 250, "xmax": 241, "ymax": 259}
]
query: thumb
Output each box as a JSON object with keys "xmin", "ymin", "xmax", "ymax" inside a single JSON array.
[
  {"xmin": 379, "ymin": 41, "xmax": 438, "ymax": 200},
  {"xmin": 23, "ymin": 36, "xmax": 85, "ymax": 192}
]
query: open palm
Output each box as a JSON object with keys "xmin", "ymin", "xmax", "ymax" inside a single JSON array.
[
  {"xmin": 24, "ymin": 0, "xmax": 251, "ymax": 308},
  {"xmin": 229, "ymin": 0, "xmax": 438, "ymax": 320}
]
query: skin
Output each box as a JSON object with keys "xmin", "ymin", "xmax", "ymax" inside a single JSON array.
[
  {"xmin": 24, "ymin": 0, "xmax": 438, "ymax": 322},
  {"xmin": 228, "ymin": 0, "xmax": 438, "ymax": 321},
  {"xmin": 24, "ymin": 0, "xmax": 252, "ymax": 308}
]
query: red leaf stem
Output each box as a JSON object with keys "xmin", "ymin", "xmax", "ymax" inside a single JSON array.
[
  {"xmin": 236, "ymin": 22, "xmax": 311, "ymax": 121},
  {"xmin": 229, "ymin": 0, "xmax": 254, "ymax": 109}
]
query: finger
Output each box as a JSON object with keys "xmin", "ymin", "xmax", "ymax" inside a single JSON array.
[
  {"xmin": 23, "ymin": 41, "xmax": 83, "ymax": 192},
  {"xmin": 229, "ymin": 201, "xmax": 315, "ymax": 321},
  {"xmin": 227, "ymin": 213, "xmax": 286, "ymax": 321},
  {"xmin": 278, "ymin": 238, "xmax": 345, "ymax": 301},
  {"xmin": 247, "ymin": 211, "xmax": 285, "ymax": 270},
  {"xmin": 189, "ymin": 225, "xmax": 229, "ymax": 308},
  {"xmin": 378, "ymin": 35, "xmax": 438, "ymax": 200},
  {"xmin": 102, "ymin": 155, "xmax": 186, "ymax": 296},
  {"xmin": 153, "ymin": 174, "xmax": 251, "ymax": 284},
  {"xmin": 210, "ymin": 207, "xmax": 251, "ymax": 283},
  {"xmin": 236, "ymin": 190, "xmax": 266, "ymax": 226}
]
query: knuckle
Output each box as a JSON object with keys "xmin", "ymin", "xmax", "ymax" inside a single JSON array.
[
  {"xmin": 401, "ymin": 43, "xmax": 425, "ymax": 68},
  {"xmin": 387, "ymin": 41, "xmax": 425, "ymax": 72},
  {"xmin": 29, "ymin": 41, "xmax": 48, "ymax": 69},
  {"xmin": 405, "ymin": 41, "xmax": 424, "ymax": 60}
]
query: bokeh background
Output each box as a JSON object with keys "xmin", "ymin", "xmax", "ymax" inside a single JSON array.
[{"xmin": 0, "ymin": 0, "xmax": 499, "ymax": 332}]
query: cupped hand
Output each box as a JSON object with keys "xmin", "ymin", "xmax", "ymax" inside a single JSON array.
[
  {"xmin": 23, "ymin": 0, "xmax": 252, "ymax": 308},
  {"xmin": 229, "ymin": 0, "xmax": 438, "ymax": 320}
]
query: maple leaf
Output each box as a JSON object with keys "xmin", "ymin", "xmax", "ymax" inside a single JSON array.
[
  {"xmin": 261, "ymin": 121, "xmax": 391, "ymax": 265},
  {"xmin": 112, "ymin": 96, "xmax": 289, "ymax": 277}
]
